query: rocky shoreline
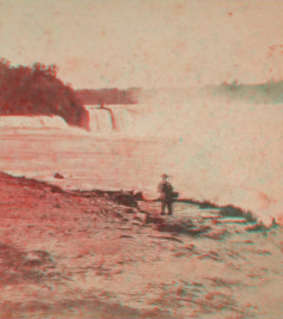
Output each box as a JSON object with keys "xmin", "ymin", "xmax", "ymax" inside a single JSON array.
[{"xmin": 0, "ymin": 171, "xmax": 282, "ymax": 318}]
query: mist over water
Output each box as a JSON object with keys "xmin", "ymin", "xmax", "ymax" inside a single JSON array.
[
  {"xmin": 134, "ymin": 89, "xmax": 283, "ymax": 225},
  {"xmin": 0, "ymin": 90, "xmax": 282, "ymax": 225}
]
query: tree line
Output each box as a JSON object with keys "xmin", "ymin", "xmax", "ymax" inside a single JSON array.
[
  {"xmin": 76, "ymin": 88, "xmax": 140, "ymax": 105},
  {"xmin": 0, "ymin": 58, "xmax": 89, "ymax": 129}
]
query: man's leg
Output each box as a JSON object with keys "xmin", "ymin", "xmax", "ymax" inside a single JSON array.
[
  {"xmin": 168, "ymin": 201, "xmax": 173, "ymax": 215},
  {"xmin": 161, "ymin": 201, "xmax": 166, "ymax": 215}
]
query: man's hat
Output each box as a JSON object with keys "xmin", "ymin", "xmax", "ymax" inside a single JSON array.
[{"xmin": 161, "ymin": 174, "xmax": 169, "ymax": 178}]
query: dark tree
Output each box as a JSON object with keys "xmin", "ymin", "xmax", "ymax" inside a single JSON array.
[{"xmin": 0, "ymin": 59, "xmax": 89, "ymax": 130}]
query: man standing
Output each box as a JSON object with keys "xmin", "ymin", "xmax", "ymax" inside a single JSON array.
[{"xmin": 158, "ymin": 174, "xmax": 174, "ymax": 215}]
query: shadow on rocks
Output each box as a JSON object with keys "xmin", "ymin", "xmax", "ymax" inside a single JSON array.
[
  {"xmin": 146, "ymin": 217, "xmax": 211, "ymax": 236},
  {"xmin": 110, "ymin": 192, "xmax": 138, "ymax": 208}
]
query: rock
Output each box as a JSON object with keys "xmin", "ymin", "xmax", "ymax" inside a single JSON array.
[
  {"xmin": 111, "ymin": 192, "xmax": 137, "ymax": 208},
  {"xmin": 217, "ymin": 217, "xmax": 247, "ymax": 224},
  {"xmin": 186, "ymin": 226, "xmax": 212, "ymax": 236},
  {"xmin": 135, "ymin": 211, "xmax": 148, "ymax": 223},
  {"xmin": 137, "ymin": 210, "xmax": 148, "ymax": 215},
  {"xmin": 173, "ymin": 251, "xmax": 187, "ymax": 258},
  {"xmin": 246, "ymin": 223, "xmax": 269, "ymax": 232},
  {"xmin": 156, "ymin": 223, "xmax": 190, "ymax": 234},
  {"xmin": 50, "ymin": 185, "xmax": 63, "ymax": 193},
  {"xmin": 24, "ymin": 253, "xmax": 43, "ymax": 266},
  {"xmin": 134, "ymin": 192, "xmax": 143, "ymax": 201},
  {"xmin": 148, "ymin": 235, "xmax": 183, "ymax": 243},
  {"xmin": 124, "ymin": 208, "xmax": 136, "ymax": 214},
  {"xmin": 75, "ymin": 254, "xmax": 85, "ymax": 258},
  {"xmin": 32, "ymin": 250, "xmax": 53, "ymax": 260},
  {"xmin": 47, "ymin": 231, "xmax": 56, "ymax": 236},
  {"xmin": 119, "ymin": 235, "xmax": 134, "ymax": 238},
  {"xmin": 130, "ymin": 189, "xmax": 144, "ymax": 201},
  {"xmin": 202, "ymin": 228, "xmax": 228, "ymax": 240},
  {"xmin": 131, "ymin": 220, "xmax": 142, "ymax": 226},
  {"xmin": 115, "ymin": 212, "xmax": 123, "ymax": 218},
  {"xmin": 167, "ymin": 232, "xmax": 178, "ymax": 236},
  {"xmin": 184, "ymin": 244, "xmax": 195, "ymax": 251},
  {"xmin": 24, "ymin": 250, "xmax": 55, "ymax": 266},
  {"xmin": 146, "ymin": 215, "xmax": 166, "ymax": 224},
  {"xmin": 53, "ymin": 172, "xmax": 65, "ymax": 179},
  {"xmin": 197, "ymin": 252, "xmax": 221, "ymax": 261},
  {"xmin": 155, "ymin": 218, "xmax": 194, "ymax": 234}
]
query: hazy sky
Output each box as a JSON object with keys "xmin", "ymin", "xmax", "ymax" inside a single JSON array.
[{"xmin": 0, "ymin": 0, "xmax": 282, "ymax": 89}]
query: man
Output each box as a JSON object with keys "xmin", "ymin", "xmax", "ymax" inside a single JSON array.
[{"xmin": 158, "ymin": 174, "xmax": 174, "ymax": 215}]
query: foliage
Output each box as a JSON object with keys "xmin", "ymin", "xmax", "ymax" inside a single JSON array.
[
  {"xmin": 0, "ymin": 58, "xmax": 89, "ymax": 129},
  {"xmin": 219, "ymin": 205, "xmax": 257, "ymax": 223}
]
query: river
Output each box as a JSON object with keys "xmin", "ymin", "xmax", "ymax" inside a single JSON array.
[{"xmin": 0, "ymin": 94, "xmax": 282, "ymax": 225}]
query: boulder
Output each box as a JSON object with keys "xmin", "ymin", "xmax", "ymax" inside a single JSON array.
[
  {"xmin": 50, "ymin": 185, "xmax": 63, "ymax": 193},
  {"xmin": 111, "ymin": 192, "xmax": 137, "ymax": 208},
  {"xmin": 53, "ymin": 172, "xmax": 65, "ymax": 179},
  {"xmin": 154, "ymin": 217, "xmax": 195, "ymax": 234},
  {"xmin": 24, "ymin": 253, "xmax": 43, "ymax": 266},
  {"xmin": 23, "ymin": 250, "xmax": 54, "ymax": 267},
  {"xmin": 133, "ymin": 190, "xmax": 144, "ymax": 201},
  {"xmin": 156, "ymin": 222, "xmax": 191, "ymax": 234}
]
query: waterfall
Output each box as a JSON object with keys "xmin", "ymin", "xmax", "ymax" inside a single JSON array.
[
  {"xmin": 86, "ymin": 105, "xmax": 137, "ymax": 134},
  {"xmin": 0, "ymin": 115, "xmax": 69, "ymax": 129},
  {"xmin": 88, "ymin": 108, "xmax": 114, "ymax": 133}
]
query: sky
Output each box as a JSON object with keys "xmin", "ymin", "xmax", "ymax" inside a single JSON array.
[{"xmin": 0, "ymin": 0, "xmax": 282, "ymax": 89}]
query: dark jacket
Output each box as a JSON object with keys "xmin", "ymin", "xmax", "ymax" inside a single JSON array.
[{"xmin": 158, "ymin": 181, "xmax": 173, "ymax": 201}]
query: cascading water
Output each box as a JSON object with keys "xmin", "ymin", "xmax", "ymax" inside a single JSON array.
[
  {"xmin": 90, "ymin": 108, "xmax": 114, "ymax": 132},
  {"xmin": 85, "ymin": 105, "xmax": 139, "ymax": 134}
]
